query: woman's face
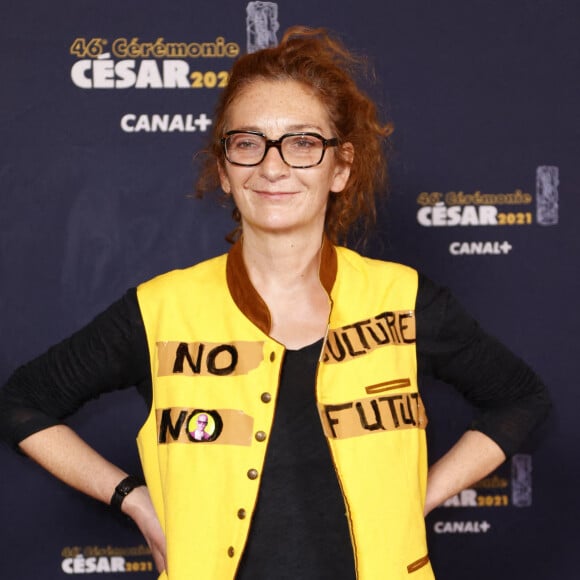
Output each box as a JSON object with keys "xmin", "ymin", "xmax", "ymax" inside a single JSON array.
[{"xmin": 218, "ymin": 79, "xmax": 351, "ymax": 239}]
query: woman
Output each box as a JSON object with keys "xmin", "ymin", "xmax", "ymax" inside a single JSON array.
[{"xmin": 0, "ymin": 27, "xmax": 550, "ymax": 579}]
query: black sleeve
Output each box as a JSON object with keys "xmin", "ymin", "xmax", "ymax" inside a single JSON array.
[
  {"xmin": 415, "ymin": 273, "xmax": 551, "ymax": 457},
  {"xmin": 0, "ymin": 288, "xmax": 152, "ymax": 449}
]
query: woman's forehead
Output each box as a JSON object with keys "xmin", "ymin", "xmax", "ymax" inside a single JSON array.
[{"xmin": 225, "ymin": 79, "xmax": 332, "ymax": 134}]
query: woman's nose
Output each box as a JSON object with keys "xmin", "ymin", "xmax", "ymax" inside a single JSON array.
[{"xmin": 258, "ymin": 145, "xmax": 290, "ymax": 178}]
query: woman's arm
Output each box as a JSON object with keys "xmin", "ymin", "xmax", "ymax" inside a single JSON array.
[
  {"xmin": 1, "ymin": 290, "xmax": 165, "ymax": 569},
  {"xmin": 416, "ymin": 274, "xmax": 551, "ymax": 513},
  {"xmin": 19, "ymin": 424, "xmax": 166, "ymax": 573}
]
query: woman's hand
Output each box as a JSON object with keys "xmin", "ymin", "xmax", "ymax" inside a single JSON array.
[{"xmin": 122, "ymin": 486, "xmax": 167, "ymax": 574}]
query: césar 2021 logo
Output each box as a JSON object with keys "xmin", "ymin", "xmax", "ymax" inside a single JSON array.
[{"xmin": 69, "ymin": 37, "xmax": 239, "ymax": 89}]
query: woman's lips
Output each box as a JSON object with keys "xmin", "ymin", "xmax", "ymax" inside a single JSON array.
[{"xmin": 254, "ymin": 190, "xmax": 298, "ymax": 200}]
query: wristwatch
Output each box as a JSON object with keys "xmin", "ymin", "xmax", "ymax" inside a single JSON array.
[{"xmin": 110, "ymin": 475, "xmax": 145, "ymax": 512}]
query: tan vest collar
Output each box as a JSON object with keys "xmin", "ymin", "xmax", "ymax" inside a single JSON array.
[{"xmin": 226, "ymin": 236, "xmax": 338, "ymax": 335}]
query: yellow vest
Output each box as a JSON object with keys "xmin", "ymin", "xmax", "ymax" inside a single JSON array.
[{"xmin": 136, "ymin": 240, "xmax": 434, "ymax": 579}]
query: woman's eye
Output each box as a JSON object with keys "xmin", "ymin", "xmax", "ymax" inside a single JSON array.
[
  {"xmin": 233, "ymin": 138, "xmax": 260, "ymax": 149},
  {"xmin": 290, "ymin": 137, "xmax": 318, "ymax": 149}
]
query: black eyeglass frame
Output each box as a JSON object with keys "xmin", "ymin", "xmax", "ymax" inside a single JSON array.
[{"xmin": 221, "ymin": 130, "xmax": 340, "ymax": 169}]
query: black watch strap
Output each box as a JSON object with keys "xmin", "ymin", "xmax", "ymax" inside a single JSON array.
[{"xmin": 110, "ymin": 475, "xmax": 145, "ymax": 512}]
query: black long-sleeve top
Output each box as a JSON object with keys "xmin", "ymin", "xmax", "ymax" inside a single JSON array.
[
  {"xmin": 0, "ymin": 274, "xmax": 551, "ymax": 579},
  {"xmin": 0, "ymin": 274, "xmax": 550, "ymax": 456}
]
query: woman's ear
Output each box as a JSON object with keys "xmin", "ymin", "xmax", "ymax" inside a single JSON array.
[
  {"xmin": 331, "ymin": 142, "xmax": 354, "ymax": 193},
  {"xmin": 217, "ymin": 160, "xmax": 231, "ymax": 194}
]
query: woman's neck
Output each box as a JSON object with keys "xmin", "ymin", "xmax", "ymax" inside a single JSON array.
[
  {"xmin": 240, "ymin": 228, "xmax": 325, "ymax": 291},
  {"xmin": 239, "ymin": 227, "xmax": 331, "ymax": 349}
]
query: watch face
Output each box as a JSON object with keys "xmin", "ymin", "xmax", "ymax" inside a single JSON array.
[
  {"xmin": 117, "ymin": 476, "xmax": 142, "ymax": 497},
  {"xmin": 111, "ymin": 476, "xmax": 144, "ymax": 511},
  {"xmin": 118, "ymin": 482, "xmax": 132, "ymax": 496}
]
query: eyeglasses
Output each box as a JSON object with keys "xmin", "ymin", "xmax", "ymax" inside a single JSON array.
[{"xmin": 221, "ymin": 131, "xmax": 339, "ymax": 168}]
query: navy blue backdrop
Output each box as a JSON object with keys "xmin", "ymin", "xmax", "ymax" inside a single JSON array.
[{"xmin": 1, "ymin": 1, "xmax": 578, "ymax": 578}]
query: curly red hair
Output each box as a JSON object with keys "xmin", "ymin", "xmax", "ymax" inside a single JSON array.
[{"xmin": 196, "ymin": 26, "xmax": 392, "ymax": 245}]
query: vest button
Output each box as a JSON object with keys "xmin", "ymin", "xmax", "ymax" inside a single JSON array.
[
  {"xmin": 227, "ymin": 546, "xmax": 235, "ymax": 558},
  {"xmin": 237, "ymin": 508, "xmax": 246, "ymax": 519},
  {"xmin": 269, "ymin": 351, "xmax": 276, "ymax": 362},
  {"xmin": 255, "ymin": 431, "xmax": 267, "ymax": 442},
  {"xmin": 261, "ymin": 392, "xmax": 272, "ymax": 403},
  {"xmin": 247, "ymin": 468, "xmax": 259, "ymax": 480}
]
